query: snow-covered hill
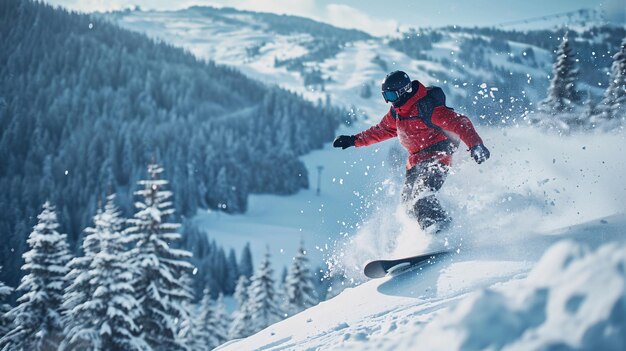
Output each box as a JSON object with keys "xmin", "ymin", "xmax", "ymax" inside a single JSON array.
[
  {"xmin": 216, "ymin": 215, "xmax": 626, "ymax": 350},
  {"xmin": 102, "ymin": 6, "xmax": 623, "ymax": 124}
]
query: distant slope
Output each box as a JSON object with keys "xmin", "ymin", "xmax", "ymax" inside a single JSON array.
[
  {"xmin": 104, "ymin": 7, "xmax": 624, "ymax": 126},
  {"xmin": 0, "ymin": 0, "xmax": 345, "ymax": 287},
  {"xmin": 102, "ymin": 6, "xmax": 374, "ymax": 109},
  {"xmin": 181, "ymin": 6, "xmax": 372, "ymax": 40}
]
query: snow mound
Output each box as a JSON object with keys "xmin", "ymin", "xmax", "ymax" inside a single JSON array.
[
  {"xmin": 410, "ymin": 240, "xmax": 626, "ymax": 351},
  {"xmin": 217, "ymin": 228, "xmax": 626, "ymax": 351}
]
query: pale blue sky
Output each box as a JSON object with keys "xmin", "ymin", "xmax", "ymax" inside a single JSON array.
[{"xmin": 46, "ymin": 0, "xmax": 624, "ymax": 36}]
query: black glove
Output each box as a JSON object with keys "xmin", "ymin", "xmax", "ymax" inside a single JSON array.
[
  {"xmin": 333, "ymin": 135, "xmax": 356, "ymax": 149},
  {"xmin": 470, "ymin": 144, "xmax": 490, "ymax": 164}
]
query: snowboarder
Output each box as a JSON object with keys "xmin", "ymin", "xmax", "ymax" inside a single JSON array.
[{"xmin": 333, "ymin": 71, "xmax": 490, "ymax": 234}]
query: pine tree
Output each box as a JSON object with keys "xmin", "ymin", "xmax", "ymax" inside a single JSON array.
[
  {"xmin": 226, "ymin": 249, "xmax": 240, "ymax": 295},
  {"xmin": 0, "ymin": 202, "xmax": 71, "ymax": 351},
  {"xmin": 214, "ymin": 293, "xmax": 230, "ymax": 346},
  {"xmin": 233, "ymin": 276, "xmax": 250, "ymax": 309},
  {"xmin": 62, "ymin": 205, "xmax": 103, "ymax": 349},
  {"xmin": 594, "ymin": 36, "xmax": 626, "ymax": 127},
  {"xmin": 540, "ymin": 32, "xmax": 581, "ymax": 114},
  {"xmin": 283, "ymin": 242, "xmax": 319, "ymax": 316},
  {"xmin": 181, "ymin": 289, "xmax": 215, "ymax": 351},
  {"xmin": 0, "ymin": 267, "xmax": 13, "ymax": 338},
  {"xmin": 126, "ymin": 163, "xmax": 194, "ymax": 351},
  {"xmin": 229, "ymin": 275, "xmax": 253, "ymax": 339},
  {"xmin": 280, "ymin": 266, "xmax": 288, "ymax": 286},
  {"xmin": 275, "ymin": 273, "xmax": 288, "ymax": 321},
  {"xmin": 184, "ymin": 289, "xmax": 230, "ymax": 350},
  {"xmin": 214, "ymin": 248, "xmax": 228, "ymax": 295},
  {"xmin": 176, "ymin": 274, "xmax": 201, "ymax": 351},
  {"xmin": 247, "ymin": 248, "xmax": 283, "ymax": 334},
  {"xmin": 239, "ymin": 243, "xmax": 254, "ymax": 279},
  {"xmin": 579, "ymin": 90, "xmax": 596, "ymax": 129},
  {"xmin": 62, "ymin": 194, "xmax": 147, "ymax": 351},
  {"xmin": 178, "ymin": 300, "xmax": 202, "ymax": 351}
]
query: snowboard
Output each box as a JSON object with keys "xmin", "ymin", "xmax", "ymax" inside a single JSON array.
[{"xmin": 363, "ymin": 250, "xmax": 449, "ymax": 279}]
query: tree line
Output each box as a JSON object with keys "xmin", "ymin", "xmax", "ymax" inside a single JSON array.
[
  {"xmin": 0, "ymin": 163, "xmax": 321, "ymax": 350},
  {"xmin": 533, "ymin": 33, "xmax": 626, "ymax": 132},
  {"xmin": 0, "ymin": 0, "xmax": 347, "ymax": 288}
]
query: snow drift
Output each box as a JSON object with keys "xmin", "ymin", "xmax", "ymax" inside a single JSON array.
[
  {"xmin": 218, "ymin": 221, "xmax": 626, "ymax": 351},
  {"xmin": 400, "ymin": 240, "xmax": 626, "ymax": 351}
]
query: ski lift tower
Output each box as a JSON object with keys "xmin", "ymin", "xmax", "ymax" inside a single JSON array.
[{"xmin": 316, "ymin": 165, "xmax": 324, "ymax": 196}]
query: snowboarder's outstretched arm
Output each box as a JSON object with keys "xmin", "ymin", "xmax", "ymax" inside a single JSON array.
[
  {"xmin": 333, "ymin": 112, "xmax": 397, "ymax": 149},
  {"xmin": 431, "ymin": 106, "xmax": 490, "ymax": 164}
]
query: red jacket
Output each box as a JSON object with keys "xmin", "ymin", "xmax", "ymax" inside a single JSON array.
[{"xmin": 355, "ymin": 81, "xmax": 483, "ymax": 169}]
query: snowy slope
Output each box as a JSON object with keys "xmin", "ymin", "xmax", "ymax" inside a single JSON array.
[
  {"xmin": 217, "ymin": 215, "xmax": 626, "ymax": 351},
  {"xmin": 196, "ymin": 123, "xmax": 626, "ymax": 348},
  {"xmin": 329, "ymin": 127, "xmax": 626, "ymax": 281},
  {"xmin": 101, "ymin": 7, "xmax": 559, "ymax": 117},
  {"xmin": 208, "ymin": 125, "xmax": 626, "ymax": 350}
]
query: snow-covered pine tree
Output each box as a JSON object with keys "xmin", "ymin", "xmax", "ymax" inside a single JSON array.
[
  {"xmin": 239, "ymin": 243, "xmax": 254, "ymax": 279},
  {"xmin": 178, "ymin": 288, "xmax": 211, "ymax": 351},
  {"xmin": 229, "ymin": 275, "xmax": 253, "ymax": 339},
  {"xmin": 578, "ymin": 90, "xmax": 596, "ymax": 129},
  {"xmin": 176, "ymin": 300, "xmax": 198, "ymax": 351},
  {"xmin": 234, "ymin": 275, "xmax": 250, "ymax": 308},
  {"xmin": 276, "ymin": 266, "xmax": 288, "ymax": 313},
  {"xmin": 196, "ymin": 288, "xmax": 221, "ymax": 350},
  {"xmin": 247, "ymin": 248, "xmax": 283, "ymax": 334},
  {"xmin": 283, "ymin": 243, "xmax": 319, "ymax": 316},
  {"xmin": 61, "ymin": 204, "xmax": 104, "ymax": 349},
  {"xmin": 593, "ymin": 36, "xmax": 626, "ymax": 128},
  {"xmin": 280, "ymin": 266, "xmax": 288, "ymax": 286},
  {"xmin": 0, "ymin": 202, "xmax": 71, "ymax": 351},
  {"xmin": 0, "ymin": 267, "xmax": 13, "ymax": 339},
  {"xmin": 62, "ymin": 194, "xmax": 147, "ymax": 351},
  {"xmin": 214, "ymin": 293, "xmax": 230, "ymax": 346},
  {"xmin": 126, "ymin": 163, "xmax": 194, "ymax": 351},
  {"xmin": 540, "ymin": 32, "xmax": 581, "ymax": 114},
  {"xmin": 212, "ymin": 247, "xmax": 228, "ymax": 295},
  {"xmin": 226, "ymin": 249, "xmax": 240, "ymax": 295}
]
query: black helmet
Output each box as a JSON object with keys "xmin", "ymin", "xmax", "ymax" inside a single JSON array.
[{"xmin": 381, "ymin": 71, "xmax": 413, "ymax": 106}]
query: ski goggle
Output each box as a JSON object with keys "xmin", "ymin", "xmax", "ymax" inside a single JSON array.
[
  {"xmin": 382, "ymin": 90, "xmax": 400, "ymax": 102},
  {"xmin": 381, "ymin": 82, "xmax": 412, "ymax": 103}
]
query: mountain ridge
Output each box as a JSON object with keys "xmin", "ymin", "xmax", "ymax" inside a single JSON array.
[{"xmin": 104, "ymin": 6, "xmax": 625, "ymax": 126}]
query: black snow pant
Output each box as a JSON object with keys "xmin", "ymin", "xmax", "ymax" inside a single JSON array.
[{"xmin": 401, "ymin": 159, "xmax": 451, "ymax": 231}]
